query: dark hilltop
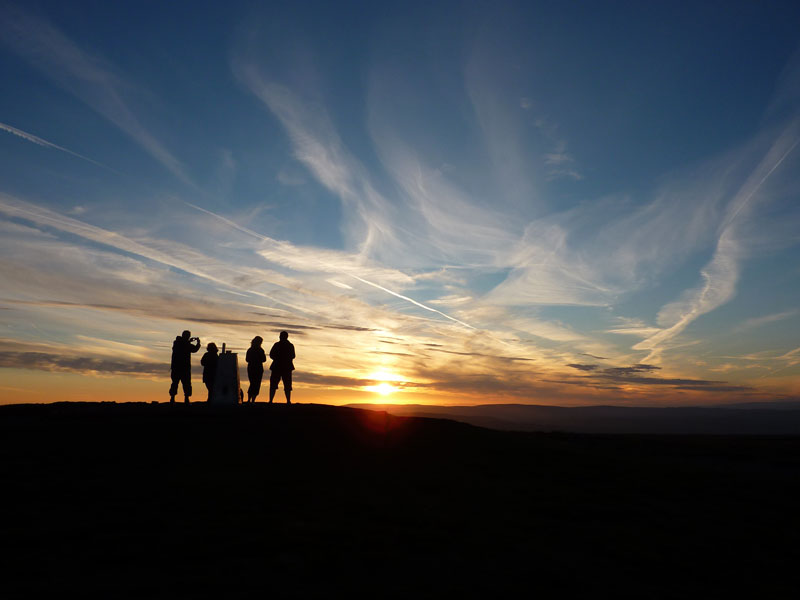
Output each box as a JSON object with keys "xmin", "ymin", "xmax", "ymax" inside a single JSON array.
[
  {"xmin": 2, "ymin": 401, "xmax": 799, "ymax": 597},
  {"xmin": 349, "ymin": 402, "xmax": 800, "ymax": 434}
]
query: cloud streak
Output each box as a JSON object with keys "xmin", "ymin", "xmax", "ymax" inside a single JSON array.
[
  {"xmin": 636, "ymin": 122, "xmax": 800, "ymax": 362},
  {"xmin": 184, "ymin": 200, "xmax": 476, "ymax": 328},
  {"xmin": 232, "ymin": 60, "xmax": 399, "ymax": 258},
  {"xmin": 0, "ymin": 6, "xmax": 190, "ymax": 184},
  {"xmin": 0, "ymin": 121, "xmax": 115, "ymax": 172}
]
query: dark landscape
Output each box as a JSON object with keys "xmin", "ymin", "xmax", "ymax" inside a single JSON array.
[
  {"xmin": 2, "ymin": 402, "xmax": 800, "ymax": 597},
  {"xmin": 0, "ymin": 403, "xmax": 800, "ymax": 597},
  {"xmin": 350, "ymin": 402, "xmax": 800, "ymax": 434}
]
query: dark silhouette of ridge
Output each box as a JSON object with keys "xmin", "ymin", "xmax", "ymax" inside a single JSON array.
[
  {"xmin": 1, "ymin": 402, "xmax": 799, "ymax": 596},
  {"xmin": 348, "ymin": 402, "xmax": 800, "ymax": 434}
]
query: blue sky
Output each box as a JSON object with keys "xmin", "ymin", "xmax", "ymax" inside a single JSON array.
[{"xmin": 1, "ymin": 0, "xmax": 799, "ymax": 405}]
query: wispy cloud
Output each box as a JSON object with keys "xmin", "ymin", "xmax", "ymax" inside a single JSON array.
[
  {"xmin": 635, "ymin": 121, "xmax": 800, "ymax": 362},
  {"xmin": 566, "ymin": 362, "xmax": 752, "ymax": 393},
  {"xmin": 184, "ymin": 200, "xmax": 477, "ymax": 329},
  {"xmin": 463, "ymin": 46, "xmax": 541, "ymax": 209},
  {"xmin": 606, "ymin": 327, "xmax": 662, "ymax": 337},
  {"xmin": 0, "ymin": 193, "xmax": 492, "ymax": 383},
  {"xmin": 539, "ymin": 129, "xmax": 582, "ymax": 181},
  {"xmin": 734, "ymin": 310, "xmax": 799, "ymax": 333},
  {"xmin": 0, "ymin": 6, "xmax": 190, "ymax": 184},
  {"xmin": 0, "ymin": 351, "xmax": 163, "ymax": 377},
  {"xmin": 232, "ymin": 59, "xmax": 399, "ymax": 257}
]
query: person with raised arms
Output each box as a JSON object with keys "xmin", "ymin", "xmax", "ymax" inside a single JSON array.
[{"xmin": 169, "ymin": 330, "xmax": 201, "ymax": 403}]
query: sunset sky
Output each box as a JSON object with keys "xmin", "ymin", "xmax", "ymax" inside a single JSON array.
[{"xmin": 1, "ymin": 1, "xmax": 799, "ymax": 406}]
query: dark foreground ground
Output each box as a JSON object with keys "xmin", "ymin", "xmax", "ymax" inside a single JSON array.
[{"xmin": 1, "ymin": 402, "xmax": 799, "ymax": 597}]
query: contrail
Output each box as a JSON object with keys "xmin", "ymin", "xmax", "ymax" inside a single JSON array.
[
  {"xmin": 347, "ymin": 274, "xmax": 476, "ymax": 329},
  {"xmin": 0, "ymin": 121, "xmax": 118, "ymax": 173},
  {"xmin": 724, "ymin": 136, "xmax": 800, "ymax": 228},
  {"xmin": 184, "ymin": 201, "xmax": 477, "ymax": 330},
  {"xmin": 0, "ymin": 194, "xmax": 308, "ymax": 316}
]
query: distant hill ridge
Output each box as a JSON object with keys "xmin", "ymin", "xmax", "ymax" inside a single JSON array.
[{"xmin": 348, "ymin": 402, "xmax": 800, "ymax": 434}]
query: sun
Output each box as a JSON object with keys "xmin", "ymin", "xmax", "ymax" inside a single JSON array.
[
  {"xmin": 369, "ymin": 382, "xmax": 397, "ymax": 396},
  {"xmin": 364, "ymin": 371, "xmax": 404, "ymax": 396}
]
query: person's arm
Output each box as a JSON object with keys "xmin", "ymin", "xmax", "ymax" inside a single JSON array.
[
  {"xmin": 191, "ymin": 339, "xmax": 201, "ymax": 352},
  {"xmin": 290, "ymin": 344, "xmax": 295, "ymax": 360}
]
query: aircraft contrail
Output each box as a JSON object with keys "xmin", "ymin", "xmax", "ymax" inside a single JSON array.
[
  {"xmin": 0, "ymin": 121, "xmax": 118, "ymax": 173},
  {"xmin": 184, "ymin": 201, "xmax": 477, "ymax": 330}
]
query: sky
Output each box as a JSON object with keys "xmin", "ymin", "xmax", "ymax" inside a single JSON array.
[{"xmin": 1, "ymin": 0, "xmax": 799, "ymax": 406}]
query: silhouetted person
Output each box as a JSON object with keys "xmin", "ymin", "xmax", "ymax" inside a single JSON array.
[
  {"xmin": 246, "ymin": 336, "xmax": 266, "ymax": 402},
  {"xmin": 201, "ymin": 342, "xmax": 219, "ymax": 402},
  {"xmin": 269, "ymin": 331, "xmax": 295, "ymax": 404},
  {"xmin": 169, "ymin": 330, "xmax": 200, "ymax": 403}
]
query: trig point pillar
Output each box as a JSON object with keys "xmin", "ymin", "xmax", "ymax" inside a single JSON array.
[{"xmin": 211, "ymin": 343, "xmax": 242, "ymax": 404}]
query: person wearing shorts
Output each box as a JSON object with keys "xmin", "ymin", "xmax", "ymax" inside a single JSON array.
[{"xmin": 268, "ymin": 331, "xmax": 295, "ymax": 404}]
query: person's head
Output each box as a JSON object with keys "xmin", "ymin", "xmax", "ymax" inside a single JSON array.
[
  {"xmin": 251, "ymin": 335, "xmax": 263, "ymax": 347},
  {"xmin": 182, "ymin": 330, "xmax": 191, "ymax": 339},
  {"xmin": 279, "ymin": 331, "xmax": 289, "ymax": 341},
  {"xmin": 207, "ymin": 342, "xmax": 217, "ymax": 353}
]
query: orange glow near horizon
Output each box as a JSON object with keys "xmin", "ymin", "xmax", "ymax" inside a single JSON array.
[{"xmin": 0, "ymin": 363, "xmax": 790, "ymax": 409}]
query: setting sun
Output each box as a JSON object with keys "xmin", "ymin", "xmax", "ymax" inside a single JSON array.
[
  {"xmin": 364, "ymin": 371, "xmax": 404, "ymax": 396},
  {"xmin": 366, "ymin": 382, "xmax": 397, "ymax": 396}
]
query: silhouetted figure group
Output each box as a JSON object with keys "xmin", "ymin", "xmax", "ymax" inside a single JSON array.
[{"xmin": 169, "ymin": 330, "xmax": 294, "ymax": 404}]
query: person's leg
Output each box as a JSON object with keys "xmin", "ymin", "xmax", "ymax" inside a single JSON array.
[
  {"xmin": 283, "ymin": 372, "xmax": 292, "ymax": 404},
  {"xmin": 269, "ymin": 370, "xmax": 279, "ymax": 403},
  {"xmin": 205, "ymin": 381, "xmax": 213, "ymax": 402},
  {"xmin": 169, "ymin": 373, "xmax": 179, "ymax": 402},
  {"xmin": 183, "ymin": 374, "xmax": 192, "ymax": 403},
  {"xmin": 252, "ymin": 372, "xmax": 262, "ymax": 402}
]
